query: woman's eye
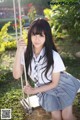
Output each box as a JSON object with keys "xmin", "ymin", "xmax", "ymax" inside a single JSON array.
[
  {"xmin": 39, "ymin": 34, "xmax": 45, "ymax": 37},
  {"xmin": 40, "ymin": 35, "xmax": 43, "ymax": 37},
  {"xmin": 32, "ymin": 34, "xmax": 36, "ymax": 36}
]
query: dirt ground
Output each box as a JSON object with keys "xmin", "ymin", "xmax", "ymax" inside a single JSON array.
[{"xmin": 24, "ymin": 104, "xmax": 80, "ymax": 120}]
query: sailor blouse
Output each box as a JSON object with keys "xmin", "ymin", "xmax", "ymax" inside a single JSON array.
[{"xmin": 21, "ymin": 47, "xmax": 66, "ymax": 85}]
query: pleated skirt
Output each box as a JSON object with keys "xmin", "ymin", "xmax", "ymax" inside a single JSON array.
[{"xmin": 37, "ymin": 72, "xmax": 80, "ymax": 112}]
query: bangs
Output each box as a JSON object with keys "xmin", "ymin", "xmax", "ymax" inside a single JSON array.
[{"xmin": 31, "ymin": 24, "xmax": 45, "ymax": 36}]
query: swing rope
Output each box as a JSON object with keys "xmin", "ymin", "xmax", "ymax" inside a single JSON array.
[{"xmin": 13, "ymin": 0, "xmax": 31, "ymax": 109}]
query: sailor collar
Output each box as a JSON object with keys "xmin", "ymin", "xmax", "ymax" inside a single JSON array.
[{"xmin": 33, "ymin": 47, "xmax": 45, "ymax": 62}]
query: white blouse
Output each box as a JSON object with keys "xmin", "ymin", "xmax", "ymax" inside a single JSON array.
[{"xmin": 21, "ymin": 48, "xmax": 66, "ymax": 84}]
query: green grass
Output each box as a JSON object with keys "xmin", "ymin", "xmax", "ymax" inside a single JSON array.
[
  {"xmin": 0, "ymin": 39, "xmax": 80, "ymax": 120},
  {"xmin": 56, "ymin": 39, "xmax": 80, "ymax": 79},
  {"xmin": 0, "ymin": 79, "xmax": 26, "ymax": 120}
]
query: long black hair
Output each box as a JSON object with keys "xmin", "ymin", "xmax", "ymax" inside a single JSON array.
[{"xmin": 25, "ymin": 18, "xmax": 58, "ymax": 76}]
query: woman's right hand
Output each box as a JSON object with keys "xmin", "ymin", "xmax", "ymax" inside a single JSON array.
[{"xmin": 17, "ymin": 37, "xmax": 27, "ymax": 53}]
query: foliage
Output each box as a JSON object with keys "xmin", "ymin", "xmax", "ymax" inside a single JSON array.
[
  {"xmin": 0, "ymin": 0, "xmax": 50, "ymax": 9},
  {"xmin": 24, "ymin": 0, "xmax": 50, "ymax": 14},
  {"xmin": 0, "ymin": 22, "xmax": 28, "ymax": 54},
  {"xmin": 0, "ymin": 22, "xmax": 13, "ymax": 53},
  {"xmin": 0, "ymin": 79, "xmax": 25, "ymax": 120},
  {"xmin": 44, "ymin": 0, "xmax": 80, "ymax": 41},
  {"xmin": 4, "ymin": 41, "xmax": 16, "ymax": 50},
  {"xmin": 3, "ymin": 29, "xmax": 28, "ymax": 50},
  {"xmin": 0, "ymin": 71, "xmax": 14, "ymax": 82},
  {"xmin": 22, "ymin": 29, "xmax": 28, "ymax": 45},
  {"xmin": 27, "ymin": 3, "xmax": 37, "ymax": 23},
  {"xmin": 12, "ymin": 16, "xmax": 25, "ymax": 31}
]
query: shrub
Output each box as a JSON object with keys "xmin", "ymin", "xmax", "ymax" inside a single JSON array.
[
  {"xmin": 0, "ymin": 22, "xmax": 28, "ymax": 53},
  {"xmin": 44, "ymin": 0, "xmax": 80, "ymax": 41},
  {"xmin": 0, "ymin": 22, "xmax": 13, "ymax": 53}
]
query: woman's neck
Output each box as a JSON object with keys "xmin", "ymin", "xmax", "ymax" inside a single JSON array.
[{"xmin": 34, "ymin": 47, "xmax": 43, "ymax": 57}]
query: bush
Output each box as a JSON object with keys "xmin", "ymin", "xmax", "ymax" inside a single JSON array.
[
  {"xmin": 0, "ymin": 22, "xmax": 28, "ymax": 54},
  {"xmin": 44, "ymin": 0, "xmax": 80, "ymax": 42},
  {"xmin": 0, "ymin": 22, "xmax": 13, "ymax": 53},
  {"xmin": 4, "ymin": 41, "xmax": 17, "ymax": 50}
]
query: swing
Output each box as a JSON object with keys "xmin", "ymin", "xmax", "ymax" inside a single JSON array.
[{"xmin": 13, "ymin": 0, "xmax": 40, "ymax": 114}]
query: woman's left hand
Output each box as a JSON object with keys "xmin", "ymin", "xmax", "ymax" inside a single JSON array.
[{"xmin": 23, "ymin": 85, "xmax": 35, "ymax": 95}]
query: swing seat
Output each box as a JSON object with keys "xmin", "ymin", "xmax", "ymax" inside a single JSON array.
[
  {"xmin": 77, "ymin": 88, "xmax": 80, "ymax": 93},
  {"xmin": 20, "ymin": 95, "xmax": 40, "ymax": 113},
  {"xmin": 26, "ymin": 95, "xmax": 40, "ymax": 108}
]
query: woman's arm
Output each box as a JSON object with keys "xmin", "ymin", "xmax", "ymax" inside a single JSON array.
[
  {"xmin": 23, "ymin": 72, "xmax": 60, "ymax": 94},
  {"xmin": 13, "ymin": 38, "xmax": 26, "ymax": 79}
]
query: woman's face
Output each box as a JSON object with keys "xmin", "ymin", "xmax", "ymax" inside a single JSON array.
[{"xmin": 31, "ymin": 32, "xmax": 45, "ymax": 50}]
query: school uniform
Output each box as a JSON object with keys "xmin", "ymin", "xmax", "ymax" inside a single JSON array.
[{"xmin": 21, "ymin": 47, "xmax": 80, "ymax": 112}]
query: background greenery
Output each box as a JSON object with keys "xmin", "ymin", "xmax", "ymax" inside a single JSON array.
[{"xmin": 44, "ymin": 0, "xmax": 80, "ymax": 41}]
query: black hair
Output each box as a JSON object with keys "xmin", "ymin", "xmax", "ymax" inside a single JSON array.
[{"xmin": 25, "ymin": 18, "xmax": 58, "ymax": 77}]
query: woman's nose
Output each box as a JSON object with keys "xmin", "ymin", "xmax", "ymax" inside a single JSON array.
[{"xmin": 35, "ymin": 35, "xmax": 39, "ymax": 40}]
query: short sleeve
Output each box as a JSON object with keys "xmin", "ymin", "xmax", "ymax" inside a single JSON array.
[{"xmin": 53, "ymin": 51, "xmax": 66, "ymax": 73}]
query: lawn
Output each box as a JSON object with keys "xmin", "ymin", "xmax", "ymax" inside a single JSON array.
[{"xmin": 0, "ymin": 39, "xmax": 80, "ymax": 120}]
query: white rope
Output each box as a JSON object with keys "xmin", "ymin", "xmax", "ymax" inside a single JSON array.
[
  {"xmin": 17, "ymin": 0, "xmax": 22, "ymax": 36},
  {"xmin": 23, "ymin": 54, "xmax": 31, "ymax": 107},
  {"xmin": 13, "ymin": 0, "xmax": 31, "ymax": 108},
  {"xmin": 13, "ymin": 0, "xmax": 18, "ymax": 42},
  {"xmin": 17, "ymin": 0, "xmax": 29, "ymax": 87},
  {"xmin": 13, "ymin": 0, "xmax": 24, "ymax": 98}
]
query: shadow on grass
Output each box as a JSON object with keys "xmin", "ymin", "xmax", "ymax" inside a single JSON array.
[
  {"xmin": 0, "ymin": 70, "xmax": 27, "ymax": 120},
  {"xmin": 0, "ymin": 70, "xmax": 22, "ymax": 96},
  {"xmin": 62, "ymin": 56, "xmax": 80, "ymax": 79}
]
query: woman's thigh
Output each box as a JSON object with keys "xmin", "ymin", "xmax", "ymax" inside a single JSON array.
[
  {"xmin": 62, "ymin": 105, "xmax": 76, "ymax": 120},
  {"xmin": 51, "ymin": 110, "xmax": 62, "ymax": 120}
]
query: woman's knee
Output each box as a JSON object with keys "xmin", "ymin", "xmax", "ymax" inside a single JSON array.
[
  {"xmin": 62, "ymin": 113, "xmax": 76, "ymax": 120},
  {"xmin": 62, "ymin": 114, "xmax": 72, "ymax": 120},
  {"xmin": 62, "ymin": 106, "xmax": 75, "ymax": 120},
  {"xmin": 51, "ymin": 115, "xmax": 61, "ymax": 120}
]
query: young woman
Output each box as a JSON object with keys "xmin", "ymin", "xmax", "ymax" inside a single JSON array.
[{"xmin": 13, "ymin": 18, "xmax": 80, "ymax": 120}]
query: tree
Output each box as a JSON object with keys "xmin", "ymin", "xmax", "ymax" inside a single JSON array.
[
  {"xmin": 27, "ymin": 3, "xmax": 37, "ymax": 23},
  {"xmin": 44, "ymin": 0, "xmax": 80, "ymax": 41}
]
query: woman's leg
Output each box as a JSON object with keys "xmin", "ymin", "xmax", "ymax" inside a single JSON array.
[
  {"xmin": 62, "ymin": 105, "xmax": 76, "ymax": 120},
  {"xmin": 51, "ymin": 110, "xmax": 62, "ymax": 120}
]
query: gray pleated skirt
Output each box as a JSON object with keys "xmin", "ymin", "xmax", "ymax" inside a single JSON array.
[{"xmin": 37, "ymin": 72, "xmax": 80, "ymax": 112}]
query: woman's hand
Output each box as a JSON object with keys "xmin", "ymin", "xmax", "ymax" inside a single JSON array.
[
  {"xmin": 23, "ymin": 85, "xmax": 36, "ymax": 95},
  {"xmin": 17, "ymin": 37, "xmax": 27, "ymax": 53}
]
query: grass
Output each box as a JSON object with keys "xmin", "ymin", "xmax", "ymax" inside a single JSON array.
[
  {"xmin": 0, "ymin": 39, "xmax": 80, "ymax": 120},
  {"xmin": 56, "ymin": 39, "xmax": 80, "ymax": 79}
]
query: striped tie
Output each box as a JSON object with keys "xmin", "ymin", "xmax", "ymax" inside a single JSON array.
[
  {"xmin": 33, "ymin": 56, "xmax": 42, "ymax": 86},
  {"xmin": 34, "ymin": 61, "xmax": 38, "ymax": 83}
]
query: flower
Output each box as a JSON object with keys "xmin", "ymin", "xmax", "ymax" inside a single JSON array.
[{"xmin": 27, "ymin": 3, "xmax": 33, "ymax": 7}]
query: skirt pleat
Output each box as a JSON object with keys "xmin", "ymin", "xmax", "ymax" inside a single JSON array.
[{"xmin": 38, "ymin": 72, "xmax": 80, "ymax": 112}]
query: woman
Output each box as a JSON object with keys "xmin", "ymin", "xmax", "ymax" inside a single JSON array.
[{"xmin": 13, "ymin": 18, "xmax": 80, "ymax": 120}]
